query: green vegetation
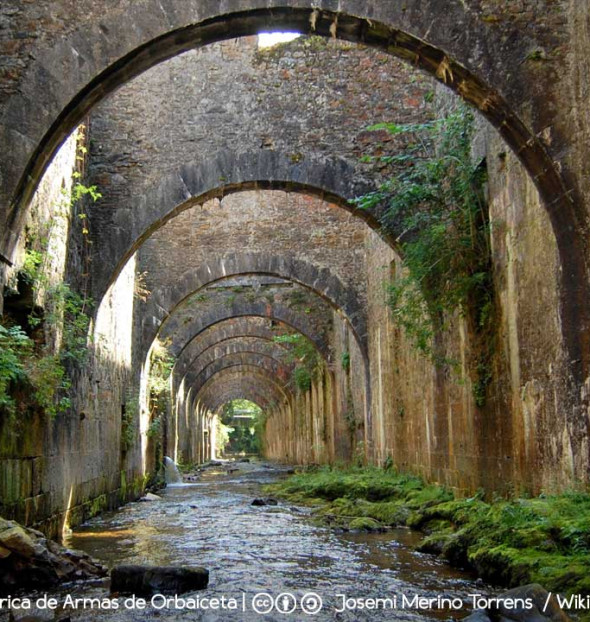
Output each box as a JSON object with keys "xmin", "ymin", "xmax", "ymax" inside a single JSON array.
[
  {"xmin": 120, "ymin": 390, "xmax": 138, "ymax": 454},
  {"xmin": 355, "ymin": 105, "xmax": 494, "ymax": 404},
  {"xmin": 0, "ymin": 281, "xmax": 92, "ymax": 420},
  {"xmin": 38, "ymin": 283, "xmax": 93, "ymax": 365},
  {"xmin": 0, "ymin": 325, "xmax": 36, "ymax": 416},
  {"xmin": 0, "ymin": 324, "xmax": 72, "ymax": 421},
  {"xmin": 266, "ymin": 467, "xmax": 590, "ymax": 597},
  {"xmin": 273, "ymin": 333, "xmax": 322, "ymax": 393},
  {"xmin": 218, "ymin": 399, "xmax": 263, "ymax": 455},
  {"xmin": 145, "ymin": 341, "xmax": 174, "ymax": 458},
  {"xmin": 0, "ymin": 133, "xmax": 101, "ymax": 422},
  {"xmin": 148, "ymin": 341, "xmax": 174, "ymax": 397}
]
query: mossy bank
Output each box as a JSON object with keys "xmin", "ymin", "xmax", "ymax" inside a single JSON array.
[{"xmin": 265, "ymin": 467, "xmax": 590, "ymax": 605}]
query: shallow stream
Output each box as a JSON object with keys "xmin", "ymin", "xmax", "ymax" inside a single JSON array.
[{"xmin": 8, "ymin": 463, "xmax": 497, "ymax": 620}]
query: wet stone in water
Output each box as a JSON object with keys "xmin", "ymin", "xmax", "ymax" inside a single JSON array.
[{"xmin": 110, "ymin": 565, "xmax": 209, "ymax": 595}]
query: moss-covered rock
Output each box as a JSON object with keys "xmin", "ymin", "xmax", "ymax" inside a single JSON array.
[
  {"xmin": 348, "ymin": 517, "xmax": 383, "ymax": 531},
  {"xmin": 266, "ymin": 466, "xmax": 590, "ymax": 605}
]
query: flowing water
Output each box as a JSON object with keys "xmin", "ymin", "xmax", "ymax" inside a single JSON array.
[
  {"xmin": 6, "ymin": 463, "xmax": 497, "ymax": 621},
  {"xmin": 164, "ymin": 456, "xmax": 184, "ymax": 485}
]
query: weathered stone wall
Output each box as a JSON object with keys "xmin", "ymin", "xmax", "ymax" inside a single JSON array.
[
  {"xmin": 263, "ymin": 366, "xmax": 336, "ymax": 465},
  {"xmin": 84, "ymin": 35, "xmax": 432, "ymax": 306},
  {"xmin": 2, "ymin": 2, "xmax": 589, "ymax": 427},
  {"xmin": 134, "ymin": 190, "xmax": 370, "ymax": 359},
  {"xmin": 362, "ymin": 114, "xmax": 582, "ymax": 495},
  {"xmin": 0, "ymin": 139, "xmax": 149, "ymax": 538}
]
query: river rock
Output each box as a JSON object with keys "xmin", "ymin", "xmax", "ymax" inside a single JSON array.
[
  {"xmin": 251, "ymin": 498, "xmax": 278, "ymax": 506},
  {"xmin": 463, "ymin": 584, "xmax": 571, "ymax": 622},
  {"xmin": 0, "ymin": 543, "xmax": 12, "ymax": 558},
  {"xmin": 111, "ymin": 565, "xmax": 209, "ymax": 595},
  {"xmin": 0, "ymin": 526, "xmax": 37, "ymax": 558},
  {"xmin": 139, "ymin": 493, "xmax": 162, "ymax": 502},
  {"xmin": 0, "ymin": 516, "xmax": 108, "ymax": 593}
]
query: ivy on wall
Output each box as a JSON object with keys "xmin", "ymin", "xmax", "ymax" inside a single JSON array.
[{"xmin": 273, "ymin": 333, "xmax": 322, "ymax": 393}]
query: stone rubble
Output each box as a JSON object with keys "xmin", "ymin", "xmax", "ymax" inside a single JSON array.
[{"xmin": 0, "ymin": 517, "xmax": 107, "ymax": 593}]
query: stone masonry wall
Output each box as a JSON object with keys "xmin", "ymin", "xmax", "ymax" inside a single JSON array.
[{"xmin": 0, "ymin": 135, "xmax": 148, "ymax": 538}]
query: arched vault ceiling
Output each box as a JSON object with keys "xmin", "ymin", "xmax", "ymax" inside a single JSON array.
[
  {"xmin": 180, "ymin": 337, "xmax": 294, "ymax": 389},
  {"xmin": 195, "ymin": 366, "xmax": 291, "ymax": 412},
  {"xmin": 172, "ymin": 316, "xmax": 296, "ymax": 391},
  {"xmin": 188, "ymin": 352, "xmax": 291, "ymax": 396},
  {"xmin": 140, "ymin": 253, "xmax": 367, "ymax": 362},
  {"xmin": 1, "ymin": 2, "xmax": 587, "ymax": 378},
  {"xmin": 156, "ymin": 281, "xmax": 335, "ymax": 364}
]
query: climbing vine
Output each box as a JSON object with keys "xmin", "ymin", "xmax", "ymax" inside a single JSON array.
[
  {"xmin": 0, "ymin": 325, "xmax": 71, "ymax": 420},
  {"xmin": 121, "ymin": 390, "xmax": 138, "ymax": 454},
  {"xmin": 355, "ymin": 104, "xmax": 494, "ymax": 405},
  {"xmin": 145, "ymin": 341, "xmax": 174, "ymax": 449}
]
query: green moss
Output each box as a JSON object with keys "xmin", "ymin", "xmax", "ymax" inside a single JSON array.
[
  {"xmin": 349, "ymin": 517, "xmax": 382, "ymax": 531},
  {"xmin": 119, "ymin": 470, "xmax": 127, "ymax": 502},
  {"xmin": 267, "ymin": 466, "xmax": 590, "ymax": 600}
]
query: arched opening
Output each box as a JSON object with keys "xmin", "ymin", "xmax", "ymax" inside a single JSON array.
[
  {"xmin": 2, "ymin": 5, "xmax": 589, "ymax": 562},
  {"xmin": 1, "ymin": 5, "xmax": 586, "ymax": 383},
  {"xmin": 216, "ymin": 399, "xmax": 265, "ymax": 459}
]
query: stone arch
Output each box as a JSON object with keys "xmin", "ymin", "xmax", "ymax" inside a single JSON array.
[
  {"xmin": 181, "ymin": 337, "xmax": 294, "ymax": 389},
  {"xmin": 2, "ymin": 3, "xmax": 586, "ymax": 376},
  {"xmin": 206, "ymin": 390, "xmax": 270, "ymax": 415},
  {"xmin": 172, "ymin": 317, "xmax": 295, "ymax": 389},
  {"xmin": 2, "ymin": 4, "xmax": 575, "ymax": 253},
  {"xmin": 187, "ymin": 352, "xmax": 291, "ymax": 396},
  {"xmin": 195, "ymin": 367, "xmax": 292, "ymax": 412},
  {"xmin": 141, "ymin": 252, "xmax": 368, "ymax": 361},
  {"xmin": 160, "ymin": 301, "xmax": 333, "ymax": 363},
  {"xmin": 93, "ymin": 152, "xmax": 377, "ymax": 302}
]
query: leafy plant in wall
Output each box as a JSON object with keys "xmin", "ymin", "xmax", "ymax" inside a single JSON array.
[
  {"xmin": 273, "ymin": 333, "xmax": 322, "ymax": 393},
  {"xmin": 355, "ymin": 104, "xmax": 494, "ymax": 405},
  {"xmin": 146, "ymin": 415, "xmax": 162, "ymax": 439},
  {"xmin": 121, "ymin": 390, "xmax": 139, "ymax": 454},
  {"xmin": 0, "ymin": 324, "xmax": 71, "ymax": 420},
  {"xmin": 146, "ymin": 341, "xmax": 174, "ymax": 444},
  {"xmin": 21, "ymin": 249, "xmax": 43, "ymax": 285},
  {"xmin": 149, "ymin": 342, "xmax": 174, "ymax": 398},
  {"xmin": 0, "ymin": 325, "xmax": 31, "ymax": 416}
]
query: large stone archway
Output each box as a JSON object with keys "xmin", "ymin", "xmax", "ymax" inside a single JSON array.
[
  {"xmin": 139, "ymin": 252, "xmax": 368, "ymax": 362},
  {"xmin": 1, "ymin": 2, "xmax": 578, "ymax": 249},
  {"xmin": 188, "ymin": 351, "xmax": 292, "ymax": 396},
  {"xmin": 2, "ymin": 2, "xmax": 587, "ymax": 381},
  {"xmin": 157, "ymin": 294, "xmax": 334, "ymax": 363},
  {"xmin": 172, "ymin": 317, "xmax": 296, "ymax": 390},
  {"xmin": 180, "ymin": 337, "xmax": 295, "ymax": 389}
]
